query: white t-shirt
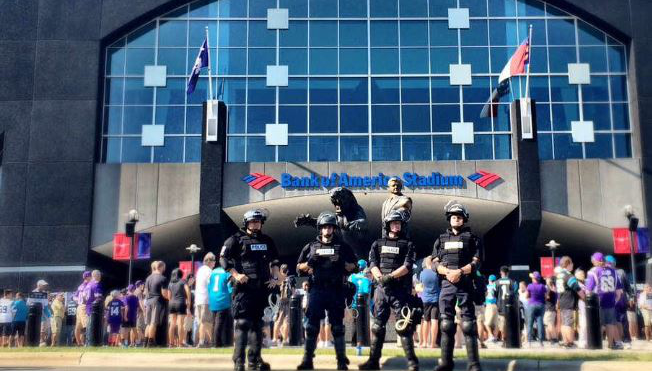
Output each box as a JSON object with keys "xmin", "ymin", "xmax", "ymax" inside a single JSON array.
[
  {"xmin": 0, "ymin": 298, "xmax": 14, "ymax": 323},
  {"xmin": 194, "ymin": 265, "xmax": 212, "ymax": 305}
]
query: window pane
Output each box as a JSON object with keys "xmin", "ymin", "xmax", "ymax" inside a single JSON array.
[
  {"xmin": 371, "ymin": 78, "xmax": 400, "ymax": 104},
  {"xmin": 249, "ymin": 21, "xmax": 276, "ymax": 47},
  {"xmin": 185, "ymin": 137, "xmax": 201, "ymax": 162},
  {"xmin": 310, "ymin": 21, "xmax": 338, "ymax": 47},
  {"xmin": 126, "ymin": 48, "xmax": 154, "ymax": 75},
  {"xmin": 494, "ymin": 134, "xmax": 511, "ymax": 159},
  {"xmin": 372, "ymin": 105, "xmax": 400, "ymax": 133},
  {"xmin": 280, "ymin": 106, "xmax": 308, "ymax": 133},
  {"xmin": 530, "ymin": 47, "xmax": 548, "ymax": 73},
  {"xmin": 494, "ymin": 104, "xmax": 511, "ymax": 132},
  {"xmin": 124, "ymin": 78, "xmax": 153, "ymax": 104},
  {"xmin": 490, "ymin": 47, "xmax": 515, "ymax": 73},
  {"xmin": 489, "ymin": 0, "xmax": 516, "ymax": 17},
  {"xmin": 403, "ymin": 135, "xmax": 431, "ymax": 161},
  {"xmin": 431, "ymin": 77, "xmax": 459, "ymax": 104},
  {"xmin": 219, "ymin": 21, "xmax": 247, "ymax": 47},
  {"xmin": 187, "ymin": 106, "xmax": 203, "ymax": 134},
  {"xmin": 158, "ymin": 48, "xmax": 186, "ymax": 75},
  {"xmin": 462, "ymin": 47, "xmax": 489, "ymax": 74},
  {"xmin": 461, "ymin": 20, "xmax": 488, "ymax": 46},
  {"xmin": 551, "ymin": 104, "xmax": 579, "ymax": 131},
  {"xmin": 219, "ymin": 78, "xmax": 247, "ymax": 105},
  {"xmin": 400, "ymin": 0, "xmax": 427, "ymax": 17},
  {"xmin": 247, "ymin": 106, "xmax": 275, "ymax": 134},
  {"xmin": 608, "ymin": 45, "xmax": 626, "ymax": 73},
  {"xmin": 310, "ymin": 0, "xmax": 337, "ymax": 17},
  {"xmin": 430, "ymin": 47, "xmax": 458, "ymax": 74},
  {"xmin": 340, "ymin": 78, "xmax": 368, "ymax": 104},
  {"xmin": 550, "ymin": 76, "xmax": 578, "ymax": 102},
  {"xmin": 433, "ymin": 135, "xmax": 462, "ymax": 160},
  {"xmin": 463, "ymin": 77, "xmax": 490, "ymax": 103},
  {"xmin": 249, "ymin": 0, "xmax": 276, "ymax": 17},
  {"xmin": 189, "ymin": 21, "xmax": 217, "ymax": 50},
  {"xmin": 154, "ymin": 137, "xmax": 183, "ymax": 163},
  {"xmin": 402, "ymin": 105, "xmax": 430, "ymax": 132},
  {"xmin": 538, "ymin": 133, "xmax": 553, "ymax": 160},
  {"xmin": 372, "ymin": 136, "xmax": 400, "ymax": 161},
  {"xmin": 280, "ymin": 21, "xmax": 308, "ymax": 47},
  {"xmin": 371, "ymin": 21, "xmax": 398, "ymax": 47},
  {"xmin": 583, "ymin": 104, "xmax": 611, "ymax": 130},
  {"xmin": 127, "ymin": 22, "xmax": 156, "ymax": 47},
  {"xmin": 156, "ymin": 78, "xmax": 185, "ymax": 105},
  {"xmin": 105, "ymin": 78, "xmax": 124, "ymax": 105},
  {"xmin": 219, "ymin": 0, "xmax": 247, "ymax": 18},
  {"xmin": 553, "ymin": 133, "xmax": 583, "ymax": 159},
  {"xmin": 371, "ymin": 48, "xmax": 399, "ymax": 74},
  {"xmin": 461, "ymin": 0, "xmax": 487, "ymax": 16},
  {"xmin": 614, "ymin": 134, "xmax": 631, "ymax": 158},
  {"xmin": 582, "ymin": 76, "xmax": 609, "ymax": 102},
  {"xmin": 429, "ymin": 0, "xmax": 456, "ymax": 16},
  {"xmin": 579, "ymin": 46, "xmax": 607, "ymax": 73},
  {"xmin": 548, "ymin": 47, "xmax": 577, "ymax": 73},
  {"xmin": 247, "ymin": 137, "xmax": 275, "ymax": 162},
  {"xmin": 400, "ymin": 48, "xmax": 429, "ymax": 74},
  {"xmin": 402, "ymin": 77, "xmax": 429, "ymax": 103},
  {"xmin": 279, "ymin": 136, "xmax": 308, "ymax": 162},
  {"xmin": 280, "ymin": 78, "xmax": 307, "ymax": 104},
  {"xmin": 190, "ymin": 2, "xmax": 217, "ymax": 18},
  {"xmin": 227, "ymin": 137, "xmax": 245, "ymax": 162},
  {"xmin": 340, "ymin": 48, "xmax": 368, "ymax": 74},
  {"xmin": 123, "ymin": 137, "xmax": 151, "ymax": 163},
  {"xmin": 464, "ymin": 104, "xmax": 491, "ymax": 132},
  {"xmin": 310, "ymin": 78, "xmax": 338, "ymax": 104},
  {"xmin": 248, "ymin": 48, "xmax": 275, "ymax": 75},
  {"xmin": 281, "ymin": 0, "xmax": 308, "ymax": 17},
  {"xmin": 310, "ymin": 106, "xmax": 338, "ymax": 133},
  {"xmin": 155, "ymin": 106, "xmax": 184, "ymax": 134},
  {"xmin": 158, "ymin": 20, "xmax": 187, "ymax": 47},
  {"xmin": 227, "ymin": 105, "xmax": 246, "ymax": 134},
  {"xmin": 547, "ymin": 19, "xmax": 576, "ymax": 45},
  {"xmin": 517, "ymin": 0, "xmax": 545, "ymax": 16},
  {"xmin": 489, "ymin": 20, "xmax": 518, "ymax": 46},
  {"xmin": 104, "ymin": 107, "xmax": 122, "ymax": 135},
  {"xmin": 610, "ymin": 76, "xmax": 627, "ymax": 101},
  {"xmin": 310, "ymin": 49, "xmax": 338, "ymax": 74},
  {"xmin": 585, "ymin": 133, "xmax": 613, "ymax": 159},
  {"xmin": 535, "ymin": 103, "xmax": 551, "ymax": 131},
  {"xmin": 432, "ymin": 105, "xmax": 459, "ymax": 132},
  {"xmin": 370, "ymin": 0, "xmax": 398, "ymax": 17},
  {"xmin": 280, "ymin": 48, "xmax": 308, "ymax": 75},
  {"xmin": 341, "ymin": 136, "xmax": 369, "ymax": 161},
  {"xmin": 340, "ymin": 106, "xmax": 368, "ymax": 133},
  {"xmin": 340, "ymin": 21, "xmax": 368, "ymax": 47},
  {"xmin": 340, "ymin": 0, "xmax": 367, "ymax": 18},
  {"xmin": 248, "ymin": 78, "xmax": 275, "ymax": 104},
  {"xmin": 612, "ymin": 103, "xmax": 629, "ymax": 130},
  {"xmin": 217, "ymin": 48, "xmax": 247, "ymax": 75},
  {"xmin": 400, "ymin": 21, "xmax": 428, "ymax": 47},
  {"xmin": 465, "ymin": 135, "xmax": 493, "ymax": 160},
  {"xmin": 578, "ymin": 20, "xmax": 605, "ymax": 46},
  {"xmin": 310, "ymin": 137, "xmax": 338, "ymax": 161},
  {"xmin": 106, "ymin": 48, "xmax": 125, "ymax": 75},
  {"xmin": 430, "ymin": 21, "xmax": 458, "ymax": 47},
  {"xmin": 529, "ymin": 76, "xmax": 550, "ymax": 102}
]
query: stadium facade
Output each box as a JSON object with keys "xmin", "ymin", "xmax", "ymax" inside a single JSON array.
[{"xmin": 1, "ymin": 0, "xmax": 651, "ymax": 290}]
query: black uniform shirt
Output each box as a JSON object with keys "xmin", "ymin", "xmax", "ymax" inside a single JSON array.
[
  {"xmin": 369, "ymin": 237, "xmax": 416, "ymax": 288},
  {"xmin": 220, "ymin": 229, "xmax": 280, "ymax": 282},
  {"xmin": 431, "ymin": 227, "xmax": 482, "ymax": 271},
  {"xmin": 297, "ymin": 235, "xmax": 357, "ymax": 286}
]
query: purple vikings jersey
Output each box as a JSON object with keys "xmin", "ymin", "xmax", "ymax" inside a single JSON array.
[{"xmin": 585, "ymin": 266, "xmax": 621, "ymax": 308}]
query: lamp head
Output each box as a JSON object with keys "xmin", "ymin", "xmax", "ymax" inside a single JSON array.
[
  {"xmin": 545, "ymin": 239, "xmax": 560, "ymax": 250},
  {"xmin": 128, "ymin": 209, "xmax": 139, "ymax": 223},
  {"xmin": 624, "ymin": 205, "xmax": 635, "ymax": 219}
]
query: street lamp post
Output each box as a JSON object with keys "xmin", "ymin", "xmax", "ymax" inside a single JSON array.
[
  {"xmin": 545, "ymin": 240, "xmax": 561, "ymax": 268},
  {"xmin": 625, "ymin": 205, "xmax": 639, "ymax": 296},
  {"xmin": 125, "ymin": 209, "xmax": 139, "ymax": 285},
  {"xmin": 186, "ymin": 244, "xmax": 202, "ymax": 276}
]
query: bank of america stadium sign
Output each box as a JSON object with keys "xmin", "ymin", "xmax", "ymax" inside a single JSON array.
[{"xmin": 243, "ymin": 171, "xmax": 502, "ymax": 190}]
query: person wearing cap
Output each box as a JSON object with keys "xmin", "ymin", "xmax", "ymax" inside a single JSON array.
[
  {"xmin": 74, "ymin": 271, "xmax": 92, "ymax": 346},
  {"xmin": 381, "ymin": 177, "xmax": 412, "ymax": 238},
  {"xmin": 585, "ymin": 252, "xmax": 624, "ymax": 349},
  {"xmin": 122, "ymin": 284, "xmax": 140, "ymax": 346},
  {"xmin": 483, "ymin": 275, "xmax": 499, "ymax": 342},
  {"xmin": 606, "ymin": 255, "xmax": 634, "ymax": 344},
  {"xmin": 220, "ymin": 209, "xmax": 280, "ymax": 371},
  {"xmin": 525, "ymin": 272, "xmax": 547, "ymax": 347}
]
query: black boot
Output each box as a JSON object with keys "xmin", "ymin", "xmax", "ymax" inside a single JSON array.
[
  {"xmin": 434, "ymin": 326, "xmax": 455, "ymax": 371},
  {"xmin": 297, "ymin": 329, "xmax": 318, "ymax": 370},
  {"xmin": 248, "ymin": 320, "xmax": 270, "ymax": 371},
  {"xmin": 464, "ymin": 334, "xmax": 482, "ymax": 371},
  {"xmin": 358, "ymin": 325, "xmax": 385, "ymax": 370},
  {"xmin": 334, "ymin": 335, "xmax": 350, "ymax": 371},
  {"xmin": 400, "ymin": 336, "xmax": 419, "ymax": 371},
  {"xmin": 234, "ymin": 320, "xmax": 251, "ymax": 371}
]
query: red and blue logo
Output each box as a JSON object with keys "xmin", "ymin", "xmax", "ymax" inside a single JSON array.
[
  {"xmin": 468, "ymin": 170, "xmax": 502, "ymax": 189},
  {"xmin": 242, "ymin": 173, "xmax": 277, "ymax": 190}
]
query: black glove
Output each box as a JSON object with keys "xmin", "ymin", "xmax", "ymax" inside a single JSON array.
[
  {"xmin": 307, "ymin": 253, "xmax": 320, "ymax": 268},
  {"xmin": 378, "ymin": 274, "xmax": 395, "ymax": 286}
]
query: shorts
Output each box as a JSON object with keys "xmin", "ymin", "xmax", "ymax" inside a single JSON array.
[
  {"xmin": 145, "ymin": 301, "xmax": 165, "ymax": 326},
  {"xmin": 12, "ymin": 321, "xmax": 25, "ymax": 336},
  {"xmin": 642, "ymin": 309, "xmax": 652, "ymax": 327},
  {"xmin": 497, "ymin": 314, "xmax": 505, "ymax": 331},
  {"xmin": 599, "ymin": 307, "xmax": 617, "ymax": 326},
  {"xmin": 50, "ymin": 317, "xmax": 63, "ymax": 335},
  {"xmin": 196, "ymin": 304, "xmax": 213, "ymax": 324},
  {"xmin": 484, "ymin": 304, "xmax": 498, "ymax": 328},
  {"xmin": 169, "ymin": 302, "xmax": 187, "ymax": 315},
  {"xmin": 561, "ymin": 309, "xmax": 575, "ymax": 327},
  {"xmin": 544, "ymin": 310, "xmax": 556, "ymax": 327},
  {"xmin": 423, "ymin": 303, "xmax": 439, "ymax": 321},
  {"xmin": 122, "ymin": 318, "xmax": 136, "ymax": 328},
  {"xmin": 475, "ymin": 305, "xmax": 485, "ymax": 322},
  {"xmin": 76, "ymin": 304, "xmax": 88, "ymax": 329},
  {"xmin": 0, "ymin": 323, "xmax": 11, "ymax": 336},
  {"xmin": 109, "ymin": 322, "xmax": 121, "ymax": 334},
  {"xmin": 137, "ymin": 313, "xmax": 146, "ymax": 332}
]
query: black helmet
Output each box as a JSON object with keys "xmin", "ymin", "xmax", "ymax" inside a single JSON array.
[
  {"xmin": 383, "ymin": 209, "xmax": 406, "ymax": 231},
  {"xmin": 243, "ymin": 209, "xmax": 267, "ymax": 227},
  {"xmin": 444, "ymin": 200, "xmax": 469, "ymax": 221},
  {"xmin": 316, "ymin": 211, "xmax": 338, "ymax": 228}
]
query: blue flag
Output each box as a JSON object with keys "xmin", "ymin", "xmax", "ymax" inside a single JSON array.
[
  {"xmin": 637, "ymin": 228, "xmax": 649, "ymax": 254},
  {"xmin": 187, "ymin": 39, "xmax": 209, "ymax": 95},
  {"xmin": 136, "ymin": 233, "xmax": 151, "ymax": 260}
]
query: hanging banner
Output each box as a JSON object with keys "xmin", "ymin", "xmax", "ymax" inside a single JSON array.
[
  {"xmin": 179, "ymin": 261, "xmax": 202, "ymax": 279},
  {"xmin": 613, "ymin": 228, "xmax": 634, "ymax": 254},
  {"xmin": 113, "ymin": 233, "xmax": 131, "ymax": 260},
  {"xmin": 637, "ymin": 228, "xmax": 650, "ymax": 254},
  {"xmin": 540, "ymin": 257, "xmax": 554, "ymax": 278},
  {"xmin": 136, "ymin": 233, "xmax": 152, "ymax": 259}
]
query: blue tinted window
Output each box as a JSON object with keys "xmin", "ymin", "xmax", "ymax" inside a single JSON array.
[
  {"xmin": 127, "ymin": 22, "xmax": 156, "ymax": 47},
  {"xmin": 494, "ymin": 134, "xmax": 511, "ymax": 159},
  {"xmin": 340, "ymin": 21, "xmax": 367, "ymax": 47},
  {"xmin": 401, "ymin": 21, "xmax": 428, "ymax": 46},
  {"xmin": 529, "ymin": 47, "xmax": 548, "ymax": 74},
  {"xmin": 158, "ymin": 48, "xmax": 186, "ymax": 75},
  {"xmin": 310, "ymin": 78, "xmax": 338, "ymax": 104},
  {"xmin": 579, "ymin": 47, "xmax": 607, "ymax": 73},
  {"xmin": 578, "ymin": 21, "xmax": 605, "ymax": 46},
  {"xmin": 341, "ymin": 136, "xmax": 369, "ymax": 161},
  {"xmin": 464, "ymin": 105, "xmax": 491, "ymax": 132},
  {"xmin": 535, "ymin": 103, "xmax": 551, "ymax": 131},
  {"xmin": 218, "ymin": 21, "xmax": 247, "ymax": 47},
  {"xmin": 399, "ymin": 0, "xmax": 427, "ymax": 17},
  {"xmin": 466, "ymin": 135, "xmax": 493, "ymax": 160},
  {"xmin": 279, "ymin": 78, "xmax": 307, "ymax": 104},
  {"xmin": 280, "ymin": 48, "xmax": 308, "ymax": 75},
  {"xmin": 582, "ymin": 76, "xmax": 609, "ymax": 102},
  {"xmin": 614, "ymin": 134, "xmax": 631, "ymax": 158},
  {"xmin": 430, "ymin": 48, "xmax": 458, "ymax": 74},
  {"xmin": 402, "ymin": 105, "xmax": 430, "ymax": 132},
  {"xmin": 461, "ymin": 20, "xmax": 488, "ymax": 46},
  {"xmin": 106, "ymin": 48, "xmax": 125, "ymax": 75},
  {"xmin": 550, "ymin": 76, "xmax": 578, "ymax": 102},
  {"xmin": 430, "ymin": 21, "xmax": 458, "ymax": 47},
  {"xmin": 371, "ymin": 21, "xmax": 398, "ymax": 47},
  {"xmin": 432, "ymin": 105, "xmax": 459, "ymax": 132},
  {"xmin": 583, "ymin": 104, "xmax": 611, "ymax": 130},
  {"xmin": 159, "ymin": 20, "xmax": 187, "ymax": 47},
  {"xmin": 429, "ymin": 0, "xmax": 456, "ymax": 17},
  {"xmin": 219, "ymin": 78, "xmax": 247, "ymax": 104},
  {"xmin": 585, "ymin": 133, "xmax": 613, "ymax": 158},
  {"xmin": 463, "ymin": 77, "xmax": 490, "ymax": 103},
  {"xmin": 372, "ymin": 136, "xmax": 400, "ymax": 161},
  {"xmin": 490, "ymin": 47, "xmax": 515, "ymax": 73},
  {"xmin": 281, "ymin": 0, "xmax": 308, "ymax": 17},
  {"xmin": 400, "ymin": 48, "xmax": 429, "ymax": 74},
  {"xmin": 123, "ymin": 138, "xmax": 151, "ymax": 163},
  {"xmin": 104, "ymin": 107, "xmax": 122, "ymax": 135},
  {"xmin": 529, "ymin": 76, "xmax": 550, "ymax": 102},
  {"xmin": 186, "ymin": 106, "xmax": 204, "ymax": 133},
  {"xmin": 310, "ymin": 0, "xmax": 337, "ymax": 17},
  {"xmin": 227, "ymin": 137, "xmax": 245, "ymax": 162},
  {"xmin": 227, "ymin": 105, "xmax": 246, "ymax": 134},
  {"xmin": 126, "ymin": 48, "xmax": 154, "ymax": 75},
  {"xmin": 548, "ymin": 47, "xmax": 576, "ymax": 73},
  {"xmin": 517, "ymin": 19, "xmax": 546, "ymax": 45},
  {"xmin": 462, "ymin": 48, "xmax": 489, "ymax": 74},
  {"xmin": 494, "ymin": 104, "xmax": 511, "ymax": 131},
  {"xmin": 461, "ymin": 0, "xmax": 487, "ymax": 16},
  {"xmin": 548, "ymin": 19, "xmax": 576, "ymax": 45},
  {"xmin": 370, "ymin": 0, "xmax": 398, "ymax": 17},
  {"xmin": 189, "ymin": 21, "xmax": 217, "ymax": 47},
  {"xmin": 249, "ymin": 0, "xmax": 276, "ymax": 17},
  {"xmin": 340, "ymin": 106, "xmax": 369, "ymax": 133},
  {"xmin": 371, "ymin": 48, "xmax": 399, "ymax": 74},
  {"xmin": 309, "ymin": 49, "xmax": 338, "ymax": 74},
  {"xmin": 247, "ymin": 137, "xmax": 275, "ymax": 162},
  {"xmin": 218, "ymin": 0, "xmax": 247, "ymax": 18},
  {"xmin": 433, "ymin": 135, "xmax": 462, "ymax": 160},
  {"xmin": 310, "ymin": 21, "xmax": 338, "ymax": 47},
  {"xmin": 612, "ymin": 103, "xmax": 629, "ymax": 130},
  {"xmin": 157, "ymin": 78, "xmax": 185, "ymax": 105},
  {"xmin": 489, "ymin": 0, "xmax": 516, "ymax": 17},
  {"xmin": 403, "ymin": 135, "xmax": 431, "ymax": 161},
  {"xmin": 217, "ymin": 48, "xmax": 247, "ymax": 75},
  {"xmin": 249, "ymin": 21, "xmax": 276, "ymax": 47},
  {"xmin": 371, "ymin": 78, "xmax": 400, "ymax": 103},
  {"xmin": 124, "ymin": 78, "xmax": 153, "ymax": 104},
  {"xmin": 490, "ymin": 20, "xmax": 518, "ymax": 46},
  {"xmin": 155, "ymin": 106, "xmax": 184, "ymax": 134},
  {"xmin": 280, "ymin": 106, "xmax": 308, "ymax": 133},
  {"xmin": 372, "ymin": 105, "xmax": 400, "ymax": 132},
  {"xmin": 610, "ymin": 76, "xmax": 627, "ymax": 101},
  {"xmin": 310, "ymin": 106, "xmax": 338, "ymax": 133},
  {"xmin": 551, "ymin": 104, "xmax": 579, "ymax": 131},
  {"xmin": 608, "ymin": 45, "xmax": 626, "ymax": 73},
  {"xmin": 187, "ymin": 77, "xmax": 210, "ymax": 104},
  {"xmin": 517, "ymin": 0, "xmax": 545, "ymax": 16},
  {"xmin": 431, "ymin": 77, "xmax": 459, "ymax": 104},
  {"xmin": 279, "ymin": 136, "xmax": 308, "ymax": 162},
  {"xmin": 105, "ymin": 78, "xmax": 124, "ymax": 105},
  {"xmin": 154, "ymin": 137, "xmax": 183, "ymax": 163},
  {"xmin": 185, "ymin": 137, "xmax": 201, "ymax": 162},
  {"xmin": 247, "ymin": 106, "xmax": 275, "ymax": 134},
  {"xmin": 280, "ymin": 21, "xmax": 308, "ymax": 47},
  {"xmin": 341, "ymin": 78, "xmax": 368, "ymax": 104},
  {"xmin": 248, "ymin": 48, "xmax": 275, "ymax": 75},
  {"xmin": 538, "ymin": 133, "xmax": 553, "ymax": 160},
  {"xmin": 310, "ymin": 136, "xmax": 338, "ymax": 161},
  {"xmin": 340, "ymin": 0, "xmax": 367, "ymax": 17},
  {"xmin": 402, "ymin": 78, "xmax": 429, "ymax": 103},
  {"xmin": 553, "ymin": 134, "xmax": 583, "ymax": 159},
  {"xmin": 340, "ymin": 49, "xmax": 368, "ymax": 74},
  {"xmin": 248, "ymin": 78, "xmax": 275, "ymax": 104}
]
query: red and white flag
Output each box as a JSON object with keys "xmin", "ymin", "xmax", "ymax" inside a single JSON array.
[{"xmin": 498, "ymin": 38, "xmax": 530, "ymax": 84}]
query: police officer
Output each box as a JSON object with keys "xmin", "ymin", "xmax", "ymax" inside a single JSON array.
[
  {"xmin": 296, "ymin": 212, "xmax": 358, "ymax": 371},
  {"xmin": 431, "ymin": 201, "xmax": 483, "ymax": 371},
  {"xmin": 359, "ymin": 210, "xmax": 420, "ymax": 371},
  {"xmin": 220, "ymin": 209, "xmax": 281, "ymax": 371}
]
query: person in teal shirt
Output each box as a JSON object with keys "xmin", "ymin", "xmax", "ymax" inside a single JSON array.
[
  {"xmin": 11, "ymin": 293, "xmax": 28, "ymax": 347},
  {"xmin": 348, "ymin": 260, "xmax": 372, "ymax": 310},
  {"xmin": 209, "ymin": 266, "xmax": 233, "ymax": 347}
]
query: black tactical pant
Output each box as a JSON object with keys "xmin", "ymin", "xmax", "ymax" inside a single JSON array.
[{"xmin": 232, "ymin": 280, "xmax": 269, "ymax": 366}]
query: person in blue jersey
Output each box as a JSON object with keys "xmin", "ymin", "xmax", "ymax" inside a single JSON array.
[
  {"xmin": 420, "ymin": 257, "xmax": 441, "ymax": 348},
  {"xmin": 209, "ymin": 263, "xmax": 233, "ymax": 347},
  {"xmin": 106, "ymin": 290, "xmax": 125, "ymax": 347},
  {"xmin": 348, "ymin": 259, "xmax": 372, "ymax": 346}
]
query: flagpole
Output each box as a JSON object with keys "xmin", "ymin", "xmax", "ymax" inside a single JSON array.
[
  {"xmin": 205, "ymin": 26, "xmax": 214, "ymax": 101},
  {"xmin": 524, "ymin": 24, "xmax": 533, "ymax": 100}
]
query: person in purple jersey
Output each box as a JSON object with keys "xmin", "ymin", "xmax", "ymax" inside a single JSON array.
[
  {"xmin": 74, "ymin": 271, "xmax": 91, "ymax": 346},
  {"xmin": 83, "ymin": 270, "xmax": 104, "ymax": 345},
  {"xmin": 585, "ymin": 252, "xmax": 623, "ymax": 349},
  {"xmin": 122, "ymin": 284, "xmax": 140, "ymax": 346},
  {"xmin": 106, "ymin": 290, "xmax": 125, "ymax": 346},
  {"xmin": 525, "ymin": 272, "xmax": 547, "ymax": 347}
]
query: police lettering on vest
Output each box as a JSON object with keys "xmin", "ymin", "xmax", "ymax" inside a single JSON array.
[{"xmin": 370, "ymin": 237, "xmax": 415, "ymax": 290}]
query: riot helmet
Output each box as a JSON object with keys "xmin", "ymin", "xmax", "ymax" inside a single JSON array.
[
  {"xmin": 243, "ymin": 209, "xmax": 267, "ymax": 227},
  {"xmin": 316, "ymin": 211, "xmax": 338, "ymax": 228},
  {"xmin": 383, "ymin": 209, "xmax": 406, "ymax": 232},
  {"xmin": 444, "ymin": 200, "xmax": 469, "ymax": 222}
]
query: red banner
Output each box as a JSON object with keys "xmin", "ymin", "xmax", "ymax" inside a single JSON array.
[
  {"xmin": 113, "ymin": 233, "xmax": 132, "ymax": 260},
  {"xmin": 613, "ymin": 228, "xmax": 636, "ymax": 254},
  {"xmin": 540, "ymin": 257, "xmax": 554, "ymax": 278},
  {"xmin": 179, "ymin": 261, "xmax": 202, "ymax": 279}
]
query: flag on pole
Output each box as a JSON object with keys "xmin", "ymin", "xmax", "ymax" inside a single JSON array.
[
  {"xmin": 186, "ymin": 38, "xmax": 209, "ymax": 95},
  {"xmin": 136, "ymin": 233, "xmax": 152, "ymax": 259},
  {"xmin": 480, "ymin": 38, "xmax": 530, "ymax": 118},
  {"xmin": 112, "ymin": 233, "xmax": 131, "ymax": 260}
]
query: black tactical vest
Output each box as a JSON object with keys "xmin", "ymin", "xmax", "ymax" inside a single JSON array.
[
  {"xmin": 309, "ymin": 239, "xmax": 345, "ymax": 287},
  {"xmin": 437, "ymin": 230, "xmax": 475, "ymax": 270},
  {"xmin": 237, "ymin": 233, "xmax": 272, "ymax": 282},
  {"xmin": 377, "ymin": 237, "xmax": 411, "ymax": 289}
]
